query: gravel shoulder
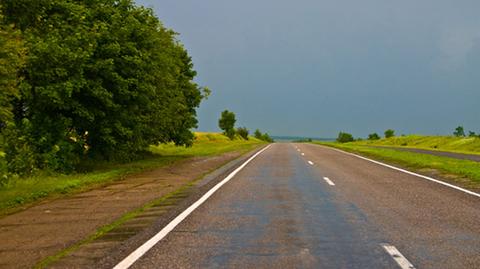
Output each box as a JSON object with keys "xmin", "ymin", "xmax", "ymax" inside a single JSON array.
[
  {"xmin": 369, "ymin": 145, "xmax": 480, "ymax": 162},
  {"xmin": 0, "ymin": 148, "xmax": 261, "ymax": 269}
]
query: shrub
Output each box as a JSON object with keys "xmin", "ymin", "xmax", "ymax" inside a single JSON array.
[
  {"xmin": 453, "ymin": 126, "xmax": 465, "ymax": 137},
  {"xmin": 218, "ymin": 110, "xmax": 236, "ymax": 140},
  {"xmin": 368, "ymin": 133, "xmax": 380, "ymax": 140},
  {"xmin": 236, "ymin": 127, "xmax": 249, "ymax": 140},
  {"xmin": 337, "ymin": 132, "xmax": 354, "ymax": 143},
  {"xmin": 384, "ymin": 129, "xmax": 395, "ymax": 138}
]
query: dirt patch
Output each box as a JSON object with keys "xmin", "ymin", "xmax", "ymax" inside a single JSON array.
[{"xmin": 0, "ymin": 151, "xmax": 245, "ymax": 269}]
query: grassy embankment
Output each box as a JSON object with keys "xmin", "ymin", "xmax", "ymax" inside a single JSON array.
[
  {"xmin": 313, "ymin": 135, "xmax": 480, "ymax": 188},
  {"xmin": 0, "ymin": 132, "xmax": 265, "ymax": 216},
  {"xmin": 354, "ymin": 135, "xmax": 480, "ymax": 155}
]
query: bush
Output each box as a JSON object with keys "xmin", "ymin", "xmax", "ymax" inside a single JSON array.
[
  {"xmin": 368, "ymin": 133, "xmax": 380, "ymax": 140},
  {"xmin": 337, "ymin": 132, "xmax": 354, "ymax": 143},
  {"xmin": 218, "ymin": 110, "xmax": 236, "ymax": 140},
  {"xmin": 453, "ymin": 126, "xmax": 465, "ymax": 137},
  {"xmin": 384, "ymin": 129, "xmax": 395, "ymax": 138},
  {"xmin": 236, "ymin": 127, "xmax": 249, "ymax": 140}
]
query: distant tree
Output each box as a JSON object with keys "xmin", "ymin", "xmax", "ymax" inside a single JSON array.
[
  {"xmin": 236, "ymin": 127, "xmax": 249, "ymax": 140},
  {"xmin": 254, "ymin": 129, "xmax": 262, "ymax": 139},
  {"xmin": 368, "ymin": 133, "xmax": 380, "ymax": 140},
  {"xmin": 384, "ymin": 129, "xmax": 395, "ymax": 138},
  {"xmin": 336, "ymin": 132, "xmax": 354, "ymax": 143},
  {"xmin": 218, "ymin": 110, "xmax": 236, "ymax": 139},
  {"xmin": 468, "ymin": 131, "xmax": 476, "ymax": 137},
  {"xmin": 453, "ymin": 126, "xmax": 465, "ymax": 137},
  {"xmin": 261, "ymin": 133, "xmax": 274, "ymax": 143}
]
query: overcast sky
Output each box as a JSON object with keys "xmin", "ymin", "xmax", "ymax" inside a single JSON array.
[{"xmin": 136, "ymin": 0, "xmax": 479, "ymax": 138}]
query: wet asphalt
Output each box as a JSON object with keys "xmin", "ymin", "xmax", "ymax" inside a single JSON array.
[{"xmin": 126, "ymin": 143, "xmax": 480, "ymax": 269}]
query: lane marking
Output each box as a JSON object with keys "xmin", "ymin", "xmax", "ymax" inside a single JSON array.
[
  {"xmin": 113, "ymin": 145, "xmax": 272, "ymax": 269},
  {"xmin": 381, "ymin": 244, "xmax": 416, "ymax": 269},
  {"xmin": 323, "ymin": 177, "xmax": 335, "ymax": 186},
  {"xmin": 308, "ymin": 161, "xmax": 314, "ymax": 165},
  {"xmin": 301, "ymin": 153, "xmax": 305, "ymax": 156},
  {"xmin": 320, "ymin": 146, "xmax": 480, "ymax": 199},
  {"xmin": 297, "ymin": 149, "xmax": 301, "ymax": 152}
]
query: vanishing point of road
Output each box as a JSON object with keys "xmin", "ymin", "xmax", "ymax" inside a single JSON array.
[{"xmin": 113, "ymin": 143, "xmax": 480, "ymax": 269}]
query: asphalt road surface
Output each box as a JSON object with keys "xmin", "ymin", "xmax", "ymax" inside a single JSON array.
[{"xmin": 117, "ymin": 143, "xmax": 480, "ymax": 269}]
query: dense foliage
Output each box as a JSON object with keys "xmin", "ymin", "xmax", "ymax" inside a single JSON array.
[
  {"xmin": 218, "ymin": 110, "xmax": 236, "ymax": 140},
  {"xmin": 384, "ymin": 129, "xmax": 395, "ymax": 138},
  {"xmin": 0, "ymin": 0, "xmax": 207, "ymax": 176},
  {"xmin": 236, "ymin": 127, "xmax": 249, "ymax": 140},
  {"xmin": 368, "ymin": 133, "xmax": 380, "ymax": 140},
  {"xmin": 254, "ymin": 129, "xmax": 274, "ymax": 142},
  {"xmin": 336, "ymin": 132, "xmax": 354, "ymax": 143}
]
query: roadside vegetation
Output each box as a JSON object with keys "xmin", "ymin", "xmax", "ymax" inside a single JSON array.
[
  {"xmin": 0, "ymin": 0, "xmax": 210, "ymax": 182},
  {"xmin": 313, "ymin": 126, "xmax": 480, "ymax": 189},
  {"xmin": 0, "ymin": 132, "xmax": 266, "ymax": 216}
]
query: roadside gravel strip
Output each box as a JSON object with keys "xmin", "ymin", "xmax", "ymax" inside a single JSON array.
[
  {"xmin": 0, "ymin": 147, "xmax": 264, "ymax": 269},
  {"xmin": 369, "ymin": 145, "xmax": 480, "ymax": 162}
]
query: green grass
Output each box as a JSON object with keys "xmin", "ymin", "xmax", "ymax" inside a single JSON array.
[
  {"xmin": 355, "ymin": 135, "xmax": 480, "ymax": 155},
  {"xmin": 0, "ymin": 132, "xmax": 266, "ymax": 216},
  {"xmin": 313, "ymin": 141, "xmax": 480, "ymax": 187}
]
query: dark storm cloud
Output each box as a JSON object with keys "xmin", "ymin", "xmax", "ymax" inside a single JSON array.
[{"xmin": 137, "ymin": 0, "xmax": 480, "ymax": 137}]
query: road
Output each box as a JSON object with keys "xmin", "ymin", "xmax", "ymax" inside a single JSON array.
[{"xmin": 115, "ymin": 143, "xmax": 480, "ymax": 269}]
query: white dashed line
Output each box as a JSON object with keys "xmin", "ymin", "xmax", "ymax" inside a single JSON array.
[
  {"xmin": 308, "ymin": 161, "xmax": 314, "ymax": 165},
  {"xmin": 323, "ymin": 177, "xmax": 335, "ymax": 186},
  {"xmin": 323, "ymin": 146, "xmax": 480, "ymax": 199},
  {"xmin": 301, "ymin": 153, "xmax": 305, "ymax": 156},
  {"xmin": 381, "ymin": 244, "xmax": 416, "ymax": 269},
  {"xmin": 113, "ymin": 145, "xmax": 271, "ymax": 269}
]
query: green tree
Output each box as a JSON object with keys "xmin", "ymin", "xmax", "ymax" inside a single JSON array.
[
  {"xmin": 337, "ymin": 132, "xmax": 354, "ymax": 143},
  {"xmin": 218, "ymin": 110, "xmax": 236, "ymax": 139},
  {"xmin": 453, "ymin": 126, "xmax": 465, "ymax": 137},
  {"xmin": 254, "ymin": 129, "xmax": 262, "ymax": 139},
  {"xmin": 368, "ymin": 133, "xmax": 380, "ymax": 140},
  {"xmin": 468, "ymin": 131, "xmax": 476, "ymax": 137},
  {"xmin": 236, "ymin": 127, "xmax": 249, "ymax": 140},
  {"xmin": 0, "ymin": 9, "xmax": 25, "ymax": 125},
  {"xmin": 261, "ymin": 133, "xmax": 274, "ymax": 143},
  {"xmin": 384, "ymin": 129, "xmax": 395, "ymax": 138},
  {"xmin": 1, "ymin": 0, "xmax": 206, "ymax": 170}
]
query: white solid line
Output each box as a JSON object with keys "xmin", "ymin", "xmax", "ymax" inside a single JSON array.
[
  {"xmin": 323, "ymin": 177, "xmax": 335, "ymax": 186},
  {"xmin": 308, "ymin": 161, "xmax": 314, "ymax": 165},
  {"xmin": 321, "ymin": 146, "xmax": 480, "ymax": 199},
  {"xmin": 113, "ymin": 145, "xmax": 272, "ymax": 269},
  {"xmin": 381, "ymin": 244, "xmax": 416, "ymax": 269}
]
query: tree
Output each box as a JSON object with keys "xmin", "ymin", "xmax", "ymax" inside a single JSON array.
[
  {"xmin": 384, "ymin": 129, "xmax": 395, "ymax": 138},
  {"xmin": 236, "ymin": 127, "xmax": 249, "ymax": 140},
  {"xmin": 261, "ymin": 133, "xmax": 274, "ymax": 143},
  {"xmin": 368, "ymin": 133, "xmax": 380, "ymax": 140},
  {"xmin": 218, "ymin": 110, "xmax": 236, "ymax": 139},
  {"xmin": 254, "ymin": 129, "xmax": 262, "ymax": 139},
  {"xmin": 337, "ymin": 132, "xmax": 354, "ymax": 143},
  {"xmin": 453, "ymin": 126, "xmax": 465, "ymax": 137},
  {"xmin": 0, "ymin": 9, "xmax": 25, "ymax": 125},
  {"xmin": 1, "ymin": 0, "xmax": 206, "ymax": 170},
  {"xmin": 468, "ymin": 131, "xmax": 476, "ymax": 137}
]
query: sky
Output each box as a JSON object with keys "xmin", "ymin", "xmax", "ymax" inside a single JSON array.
[{"xmin": 136, "ymin": 0, "xmax": 479, "ymax": 138}]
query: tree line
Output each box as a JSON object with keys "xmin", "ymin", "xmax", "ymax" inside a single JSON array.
[
  {"xmin": 0, "ymin": 0, "xmax": 208, "ymax": 177},
  {"xmin": 218, "ymin": 110, "xmax": 273, "ymax": 142}
]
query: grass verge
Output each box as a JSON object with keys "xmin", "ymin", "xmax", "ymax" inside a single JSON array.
[
  {"xmin": 313, "ymin": 141, "xmax": 480, "ymax": 189},
  {"xmin": 0, "ymin": 132, "xmax": 265, "ymax": 217},
  {"xmin": 355, "ymin": 135, "xmax": 480, "ymax": 155}
]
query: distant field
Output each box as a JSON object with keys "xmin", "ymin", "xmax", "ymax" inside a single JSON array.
[
  {"xmin": 313, "ymin": 140, "xmax": 480, "ymax": 189},
  {"xmin": 355, "ymin": 135, "xmax": 480, "ymax": 155},
  {"xmin": 0, "ymin": 133, "xmax": 266, "ymax": 216}
]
